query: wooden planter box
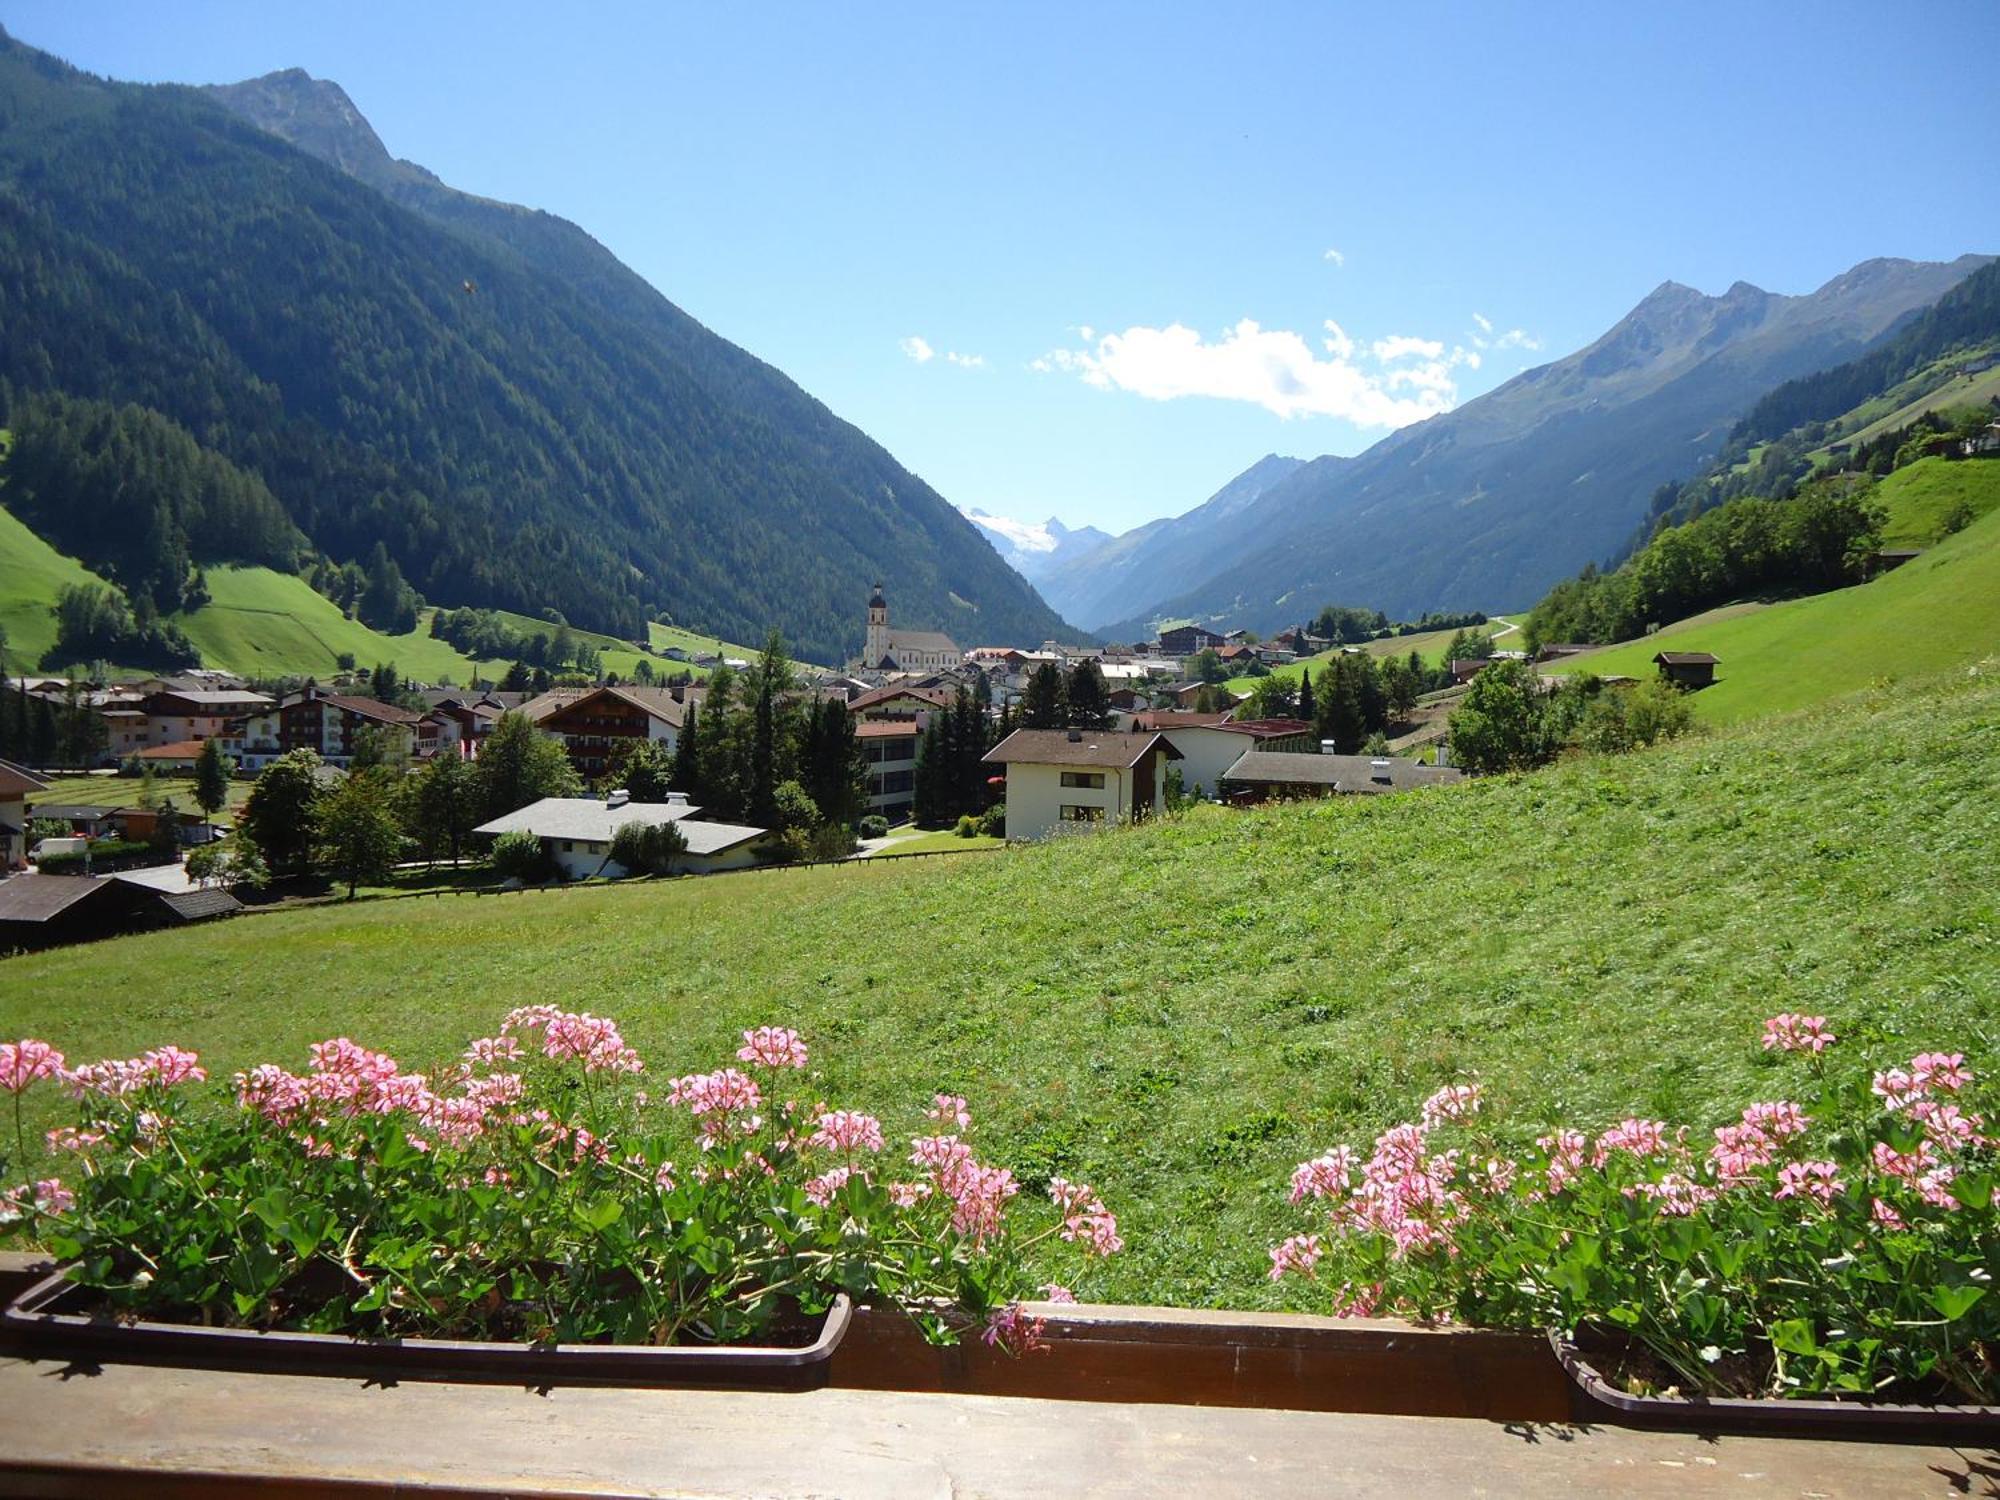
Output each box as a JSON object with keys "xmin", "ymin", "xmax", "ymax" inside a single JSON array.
[
  {"xmin": 2, "ymin": 1268, "xmax": 851, "ymax": 1392},
  {"xmin": 1553, "ymin": 1333, "xmax": 2000, "ymax": 1443},
  {"xmin": 832, "ymin": 1300, "xmax": 1575, "ymax": 1422}
]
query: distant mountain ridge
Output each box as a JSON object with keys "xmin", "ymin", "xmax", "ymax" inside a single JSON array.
[
  {"xmin": 1096, "ymin": 256, "xmax": 1991, "ymax": 639},
  {"xmin": 1033, "ymin": 453, "xmax": 1313, "ymax": 630},
  {"xmin": 0, "ymin": 32, "xmax": 1075, "ymax": 663},
  {"xmin": 956, "ymin": 508, "xmax": 1115, "ymax": 587}
]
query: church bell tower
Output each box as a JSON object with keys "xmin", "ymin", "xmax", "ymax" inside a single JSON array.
[{"xmin": 865, "ymin": 582, "xmax": 889, "ymax": 665}]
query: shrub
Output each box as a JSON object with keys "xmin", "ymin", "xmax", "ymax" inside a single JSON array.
[
  {"xmin": 858, "ymin": 815, "xmax": 889, "ymax": 840},
  {"xmin": 807, "ymin": 822, "xmax": 856, "ymax": 862},
  {"xmin": 607, "ymin": 819, "xmax": 688, "ymax": 876},
  {"xmin": 955, "ymin": 814, "xmax": 981, "ymax": 839},
  {"xmin": 0, "ymin": 1020, "xmax": 1122, "ymax": 1352},
  {"xmin": 1270, "ymin": 1016, "xmax": 1996, "ymax": 1403},
  {"xmin": 490, "ymin": 829, "xmax": 552, "ymax": 884},
  {"xmin": 978, "ymin": 803, "xmax": 1006, "ymax": 837}
]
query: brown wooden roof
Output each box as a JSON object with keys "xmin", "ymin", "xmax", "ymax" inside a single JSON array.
[
  {"xmin": 982, "ymin": 729, "xmax": 1182, "ymax": 770},
  {"xmin": 0, "ymin": 759, "xmax": 48, "ymax": 799},
  {"xmin": 1653, "ymin": 652, "xmax": 1719, "ymax": 666}
]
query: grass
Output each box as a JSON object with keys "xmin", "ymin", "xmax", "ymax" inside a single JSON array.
[
  {"xmin": 4, "ymin": 661, "xmax": 1995, "ymax": 1308},
  {"xmin": 25, "ymin": 772, "xmax": 253, "ymax": 814},
  {"xmin": 872, "ymin": 829, "xmax": 1005, "ymax": 855},
  {"xmin": 1871, "ymin": 456, "xmax": 2000, "ymax": 547},
  {"xmin": 1808, "ymin": 355, "xmax": 2000, "ymax": 458},
  {"xmin": 0, "ymin": 501, "xmax": 117, "ymax": 670},
  {"xmin": 169, "ymin": 568, "xmax": 500, "ymax": 683},
  {"xmin": 1548, "ymin": 496, "xmax": 2000, "ymax": 725}
]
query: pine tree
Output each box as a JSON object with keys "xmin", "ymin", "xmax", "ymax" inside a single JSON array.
[
  {"xmin": 1066, "ymin": 660, "xmax": 1110, "ymax": 730},
  {"xmin": 1022, "ymin": 663, "xmax": 1067, "ymax": 729},
  {"xmin": 192, "ymin": 736, "xmax": 231, "ymax": 818},
  {"xmin": 1297, "ymin": 663, "xmax": 1316, "ymax": 722}
]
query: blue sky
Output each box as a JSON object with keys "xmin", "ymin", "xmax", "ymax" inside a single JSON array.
[{"xmin": 9, "ymin": 1, "xmax": 1999, "ymax": 537}]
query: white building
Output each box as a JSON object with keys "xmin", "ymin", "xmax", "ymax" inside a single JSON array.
[
  {"xmin": 473, "ymin": 794, "xmax": 773, "ymax": 879},
  {"xmin": 981, "ymin": 729, "xmax": 1182, "ymax": 841},
  {"xmin": 857, "ymin": 720, "xmax": 922, "ymax": 823},
  {"xmin": 1124, "ymin": 715, "xmax": 1318, "ymax": 799},
  {"xmin": 855, "ymin": 583, "xmax": 961, "ymax": 675}
]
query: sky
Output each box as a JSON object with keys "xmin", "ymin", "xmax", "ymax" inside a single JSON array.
[{"xmin": 8, "ymin": 1, "xmax": 1999, "ymax": 538}]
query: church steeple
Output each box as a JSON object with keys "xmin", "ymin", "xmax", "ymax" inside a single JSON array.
[{"xmin": 864, "ymin": 582, "xmax": 889, "ymax": 665}]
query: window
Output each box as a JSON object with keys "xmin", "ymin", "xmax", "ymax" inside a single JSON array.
[
  {"xmin": 562, "ymin": 841, "xmax": 574, "ymax": 852},
  {"xmin": 1060, "ymin": 771, "xmax": 1106, "ymax": 789},
  {"xmin": 1060, "ymin": 804, "xmax": 1105, "ymax": 822}
]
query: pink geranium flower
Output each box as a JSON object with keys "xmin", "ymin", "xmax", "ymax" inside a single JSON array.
[
  {"xmin": 1761, "ymin": 1014, "xmax": 1836, "ymax": 1053},
  {"xmin": 736, "ymin": 1026, "xmax": 809, "ymax": 1070},
  {"xmin": 0, "ymin": 1039, "xmax": 65, "ymax": 1093}
]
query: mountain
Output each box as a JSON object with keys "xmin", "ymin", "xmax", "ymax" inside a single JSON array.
[
  {"xmin": 957, "ymin": 508, "xmax": 1114, "ymax": 587},
  {"xmin": 1032, "ymin": 453, "xmax": 1312, "ymax": 631},
  {"xmin": 0, "ymin": 32, "xmax": 1074, "ymax": 664},
  {"xmin": 1096, "ymin": 257, "xmax": 1991, "ymax": 639}
]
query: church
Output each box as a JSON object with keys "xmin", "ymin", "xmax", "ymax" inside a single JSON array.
[{"xmin": 853, "ymin": 583, "xmax": 962, "ymax": 675}]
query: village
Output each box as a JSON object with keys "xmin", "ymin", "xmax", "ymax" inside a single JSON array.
[{"xmin": 0, "ymin": 580, "xmax": 1724, "ymax": 952}]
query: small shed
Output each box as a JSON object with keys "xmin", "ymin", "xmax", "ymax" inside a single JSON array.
[{"xmin": 1653, "ymin": 651, "xmax": 1719, "ymax": 689}]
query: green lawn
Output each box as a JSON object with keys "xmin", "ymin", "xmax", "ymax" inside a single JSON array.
[
  {"xmin": 1548, "ymin": 498, "xmax": 2000, "ymax": 724},
  {"xmin": 26, "ymin": 772, "xmax": 253, "ymax": 814},
  {"xmin": 1809, "ymin": 356, "xmax": 2000, "ymax": 459},
  {"xmin": 4, "ymin": 661, "xmax": 1994, "ymax": 1308}
]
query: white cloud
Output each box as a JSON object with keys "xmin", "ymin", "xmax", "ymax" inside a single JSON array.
[
  {"xmin": 1035, "ymin": 318, "xmax": 1467, "ymax": 425},
  {"xmin": 945, "ymin": 351, "xmax": 985, "ymax": 369},
  {"xmin": 899, "ymin": 335, "xmax": 935, "ymax": 364},
  {"xmin": 1372, "ymin": 334, "xmax": 1444, "ymax": 363},
  {"xmin": 1467, "ymin": 314, "xmax": 1541, "ymax": 354},
  {"xmin": 1323, "ymin": 247, "xmax": 1345, "ymax": 267}
]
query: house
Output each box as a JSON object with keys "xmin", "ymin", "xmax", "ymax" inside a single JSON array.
[
  {"xmin": 1962, "ymin": 423, "xmax": 2000, "ymax": 457},
  {"xmin": 1866, "ymin": 548, "xmax": 1924, "ymax": 577},
  {"xmin": 1171, "ymin": 681, "xmax": 1247, "ymax": 709},
  {"xmin": 137, "ymin": 740, "xmax": 214, "ymax": 775},
  {"xmin": 520, "ymin": 684, "xmax": 690, "ymax": 779},
  {"xmin": 846, "ymin": 683, "xmax": 955, "ymax": 723},
  {"xmin": 857, "ymin": 720, "xmax": 921, "ymax": 823},
  {"xmin": 1154, "ymin": 718, "xmax": 1318, "ymax": 798},
  {"xmin": 1450, "ymin": 658, "xmax": 1490, "ymax": 686},
  {"xmin": 1157, "ymin": 624, "xmax": 1227, "ymax": 657},
  {"xmin": 22, "ymin": 803, "xmax": 122, "ymax": 839},
  {"xmin": 1653, "ymin": 651, "xmax": 1719, "ymax": 689},
  {"xmin": 278, "ymin": 687, "xmax": 422, "ymax": 766},
  {"xmin": 1532, "ymin": 644, "xmax": 1593, "ymax": 664},
  {"xmin": 981, "ymin": 729, "xmax": 1181, "ymax": 841},
  {"xmin": 141, "ymin": 689, "xmax": 273, "ymax": 749},
  {"xmin": 473, "ymin": 793, "xmax": 774, "ymax": 878},
  {"xmin": 0, "ymin": 866, "xmax": 240, "ymax": 952},
  {"xmin": 1215, "ymin": 643, "xmax": 1258, "ymax": 667},
  {"xmin": 854, "ymin": 583, "xmax": 962, "ymax": 675},
  {"xmin": 0, "ymin": 759, "xmax": 47, "ymax": 870},
  {"xmin": 1220, "ymin": 750, "xmax": 1464, "ymax": 802}
]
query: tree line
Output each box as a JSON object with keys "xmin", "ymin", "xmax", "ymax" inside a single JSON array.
[{"xmin": 1525, "ymin": 476, "xmax": 1882, "ymax": 651}]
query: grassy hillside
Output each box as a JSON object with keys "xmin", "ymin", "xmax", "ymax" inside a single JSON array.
[
  {"xmin": 0, "ymin": 499, "xmax": 116, "ymax": 669},
  {"xmin": 1808, "ymin": 355, "xmax": 2000, "ymax": 458},
  {"xmin": 1550, "ymin": 493, "xmax": 2000, "ymax": 723},
  {"xmin": 1872, "ymin": 455, "xmax": 2000, "ymax": 546},
  {"xmin": 170, "ymin": 568, "xmax": 499, "ymax": 682},
  {"xmin": 4, "ymin": 663, "xmax": 1993, "ymax": 1307}
]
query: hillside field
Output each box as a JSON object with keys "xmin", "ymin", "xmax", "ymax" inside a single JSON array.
[
  {"xmin": 1871, "ymin": 455, "xmax": 2000, "ymax": 547},
  {"xmin": 1224, "ymin": 616, "xmax": 1519, "ymax": 696},
  {"xmin": 1550, "ymin": 484, "xmax": 2000, "ymax": 724},
  {"xmin": 3, "ymin": 662, "xmax": 1994, "ymax": 1307},
  {"xmin": 0, "ymin": 501, "xmax": 116, "ymax": 670}
]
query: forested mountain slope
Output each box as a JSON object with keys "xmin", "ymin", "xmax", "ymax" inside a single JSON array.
[
  {"xmin": 1098, "ymin": 256, "xmax": 1991, "ymax": 639},
  {"xmin": 0, "ymin": 32, "xmax": 1072, "ymax": 662}
]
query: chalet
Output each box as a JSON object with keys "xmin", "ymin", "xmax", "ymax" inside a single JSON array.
[
  {"xmin": 473, "ymin": 794, "xmax": 773, "ymax": 878},
  {"xmin": 1532, "ymin": 644, "xmax": 1593, "ymax": 664},
  {"xmin": 278, "ymin": 688, "xmax": 423, "ymax": 767},
  {"xmin": 846, "ymin": 683, "xmax": 955, "ymax": 723},
  {"xmin": 136, "ymin": 740, "xmax": 213, "ymax": 775},
  {"xmin": 1449, "ymin": 658, "xmax": 1489, "ymax": 686},
  {"xmin": 855, "ymin": 584, "xmax": 962, "ymax": 675},
  {"xmin": 1220, "ymin": 750, "xmax": 1464, "ymax": 802},
  {"xmin": 857, "ymin": 720, "xmax": 922, "ymax": 823},
  {"xmin": 1653, "ymin": 651, "xmax": 1719, "ymax": 689},
  {"xmin": 981, "ymin": 729, "xmax": 1182, "ymax": 841},
  {"xmin": 1171, "ymin": 681, "xmax": 1248, "ymax": 709},
  {"xmin": 1157, "ymin": 624, "xmax": 1227, "ymax": 657},
  {"xmin": 0, "ymin": 759, "xmax": 46, "ymax": 871},
  {"xmin": 1960, "ymin": 423, "xmax": 1999, "ymax": 456},
  {"xmin": 520, "ymin": 685, "xmax": 689, "ymax": 779},
  {"xmin": 1156, "ymin": 718, "xmax": 1319, "ymax": 799},
  {"xmin": 141, "ymin": 689, "xmax": 273, "ymax": 749},
  {"xmin": 1215, "ymin": 643, "xmax": 1258, "ymax": 666},
  {"xmin": 0, "ymin": 867, "xmax": 239, "ymax": 952}
]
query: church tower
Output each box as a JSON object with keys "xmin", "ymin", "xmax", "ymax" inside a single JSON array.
[{"xmin": 864, "ymin": 581, "xmax": 890, "ymax": 665}]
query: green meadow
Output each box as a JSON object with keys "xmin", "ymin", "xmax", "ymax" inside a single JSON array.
[{"xmin": 5, "ymin": 661, "xmax": 1994, "ymax": 1307}]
